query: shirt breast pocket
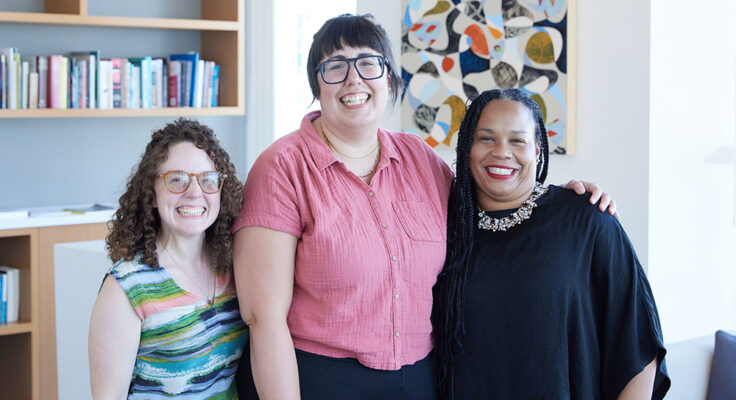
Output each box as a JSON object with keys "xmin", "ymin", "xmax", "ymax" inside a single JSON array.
[{"xmin": 392, "ymin": 201, "xmax": 445, "ymax": 242}]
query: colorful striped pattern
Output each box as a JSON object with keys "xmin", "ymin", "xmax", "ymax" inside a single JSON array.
[{"xmin": 109, "ymin": 257, "xmax": 248, "ymax": 399}]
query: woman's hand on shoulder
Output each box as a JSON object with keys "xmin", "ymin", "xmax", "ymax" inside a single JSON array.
[{"xmin": 563, "ymin": 180, "xmax": 619, "ymax": 219}]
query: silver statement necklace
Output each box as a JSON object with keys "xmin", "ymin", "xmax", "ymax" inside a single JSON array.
[{"xmin": 477, "ymin": 182, "xmax": 548, "ymax": 232}]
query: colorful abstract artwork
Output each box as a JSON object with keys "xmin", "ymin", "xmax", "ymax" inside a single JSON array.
[{"xmin": 401, "ymin": 0, "xmax": 575, "ymax": 161}]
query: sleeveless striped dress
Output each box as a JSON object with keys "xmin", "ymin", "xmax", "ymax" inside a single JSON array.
[{"xmin": 108, "ymin": 257, "xmax": 248, "ymax": 399}]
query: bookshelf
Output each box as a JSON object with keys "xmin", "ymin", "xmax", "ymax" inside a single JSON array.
[
  {"xmin": 0, "ymin": 0, "xmax": 245, "ymax": 118},
  {"xmin": 0, "ymin": 222, "xmax": 109, "ymax": 400},
  {"xmin": 0, "ymin": 228, "xmax": 35, "ymax": 400}
]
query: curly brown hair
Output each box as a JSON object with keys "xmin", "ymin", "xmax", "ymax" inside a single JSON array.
[{"xmin": 106, "ymin": 118, "xmax": 243, "ymax": 271}]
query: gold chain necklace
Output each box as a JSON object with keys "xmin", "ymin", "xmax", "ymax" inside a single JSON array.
[
  {"xmin": 319, "ymin": 119, "xmax": 379, "ymax": 160},
  {"xmin": 163, "ymin": 245, "xmax": 215, "ymax": 306},
  {"xmin": 317, "ymin": 119, "xmax": 382, "ymax": 179},
  {"xmin": 358, "ymin": 144, "xmax": 381, "ymax": 179},
  {"xmin": 477, "ymin": 182, "xmax": 548, "ymax": 232}
]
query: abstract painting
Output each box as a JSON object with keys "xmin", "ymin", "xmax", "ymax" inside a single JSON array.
[{"xmin": 401, "ymin": 0, "xmax": 575, "ymax": 162}]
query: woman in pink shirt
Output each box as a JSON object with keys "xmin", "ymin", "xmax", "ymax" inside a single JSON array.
[{"xmin": 232, "ymin": 14, "xmax": 613, "ymax": 400}]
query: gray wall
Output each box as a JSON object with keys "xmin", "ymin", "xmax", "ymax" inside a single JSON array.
[{"xmin": 0, "ymin": 0, "xmax": 247, "ymax": 208}]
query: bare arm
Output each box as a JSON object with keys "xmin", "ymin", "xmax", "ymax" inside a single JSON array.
[
  {"xmin": 617, "ymin": 358, "xmax": 657, "ymax": 400},
  {"xmin": 89, "ymin": 275, "xmax": 141, "ymax": 399},
  {"xmin": 234, "ymin": 227, "xmax": 300, "ymax": 400}
]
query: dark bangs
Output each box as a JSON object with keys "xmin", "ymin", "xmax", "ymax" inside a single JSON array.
[{"xmin": 307, "ymin": 14, "xmax": 403, "ymax": 103}]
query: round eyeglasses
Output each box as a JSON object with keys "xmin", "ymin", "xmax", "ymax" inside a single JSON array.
[
  {"xmin": 316, "ymin": 55, "xmax": 386, "ymax": 84},
  {"xmin": 156, "ymin": 170, "xmax": 225, "ymax": 194}
]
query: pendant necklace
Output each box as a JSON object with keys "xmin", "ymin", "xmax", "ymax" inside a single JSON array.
[{"xmin": 164, "ymin": 245, "xmax": 215, "ymax": 306}]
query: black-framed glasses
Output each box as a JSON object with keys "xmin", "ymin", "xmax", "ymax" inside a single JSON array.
[
  {"xmin": 157, "ymin": 170, "xmax": 226, "ymax": 194},
  {"xmin": 316, "ymin": 55, "xmax": 386, "ymax": 84}
]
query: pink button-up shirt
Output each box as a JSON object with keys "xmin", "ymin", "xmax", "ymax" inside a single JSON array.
[{"xmin": 234, "ymin": 111, "xmax": 451, "ymax": 370}]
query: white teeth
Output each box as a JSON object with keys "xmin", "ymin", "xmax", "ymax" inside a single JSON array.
[
  {"xmin": 340, "ymin": 93, "xmax": 369, "ymax": 105},
  {"xmin": 487, "ymin": 167, "xmax": 514, "ymax": 175},
  {"xmin": 177, "ymin": 207, "xmax": 205, "ymax": 216}
]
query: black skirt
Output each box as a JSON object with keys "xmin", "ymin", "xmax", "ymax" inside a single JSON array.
[{"xmin": 237, "ymin": 346, "xmax": 438, "ymax": 400}]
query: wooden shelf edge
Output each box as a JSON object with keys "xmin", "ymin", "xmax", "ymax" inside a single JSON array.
[
  {"xmin": 0, "ymin": 227, "xmax": 36, "ymax": 238},
  {"xmin": 0, "ymin": 11, "xmax": 241, "ymax": 31},
  {"xmin": 0, "ymin": 321, "xmax": 33, "ymax": 336},
  {"xmin": 0, "ymin": 106, "xmax": 245, "ymax": 119}
]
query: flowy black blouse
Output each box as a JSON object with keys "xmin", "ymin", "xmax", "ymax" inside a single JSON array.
[{"xmin": 451, "ymin": 185, "xmax": 670, "ymax": 399}]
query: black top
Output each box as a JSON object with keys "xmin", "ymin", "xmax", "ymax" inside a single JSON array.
[{"xmin": 451, "ymin": 185, "xmax": 670, "ymax": 399}]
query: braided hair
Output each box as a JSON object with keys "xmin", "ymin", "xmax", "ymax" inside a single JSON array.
[{"xmin": 432, "ymin": 88, "xmax": 550, "ymax": 398}]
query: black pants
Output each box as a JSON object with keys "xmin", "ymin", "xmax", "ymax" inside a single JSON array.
[{"xmin": 237, "ymin": 346, "xmax": 439, "ymax": 400}]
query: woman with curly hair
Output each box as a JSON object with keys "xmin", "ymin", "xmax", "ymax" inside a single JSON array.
[{"xmin": 89, "ymin": 118, "xmax": 248, "ymax": 399}]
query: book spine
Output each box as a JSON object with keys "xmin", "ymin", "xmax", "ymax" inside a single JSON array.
[
  {"xmin": 70, "ymin": 58, "xmax": 78, "ymax": 109},
  {"xmin": 29, "ymin": 72, "xmax": 38, "ymax": 109},
  {"xmin": 161, "ymin": 61, "xmax": 168, "ymax": 108},
  {"xmin": 9, "ymin": 268, "xmax": 17, "ymax": 323},
  {"xmin": 131, "ymin": 64, "xmax": 140, "ymax": 109},
  {"xmin": 80, "ymin": 60, "xmax": 88, "ymax": 109},
  {"xmin": 168, "ymin": 61, "xmax": 179, "ymax": 107},
  {"xmin": 8, "ymin": 55, "xmax": 17, "ymax": 109},
  {"xmin": 38, "ymin": 56, "xmax": 47, "ymax": 108},
  {"xmin": 193, "ymin": 59, "xmax": 204, "ymax": 108},
  {"xmin": 142, "ymin": 57, "xmax": 152, "ymax": 108},
  {"xmin": 97, "ymin": 60, "xmax": 108, "ymax": 109},
  {"xmin": 212, "ymin": 65, "xmax": 219, "ymax": 107},
  {"xmin": 150, "ymin": 60, "xmax": 159, "ymax": 108},
  {"xmin": 180, "ymin": 61, "xmax": 190, "ymax": 108},
  {"xmin": 107, "ymin": 60, "xmax": 114, "ymax": 108},
  {"xmin": 48, "ymin": 55, "xmax": 61, "ymax": 109},
  {"xmin": 15, "ymin": 54, "xmax": 20, "ymax": 109},
  {"xmin": 88, "ymin": 54, "xmax": 96, "ymax": 109},
  {"xmin": 61, "ymin": 56, "xmax": 68, "ymax": 109},
  {"xmin": 21, "ymin": 61, "xmax": 29, "ymax": 109},
  {"xmin": 0, "ymin": 273, "xmax": 6, "ymax": 324},
  {"xmin": 111, "ymin": 58, "xmax": 122, "ymax": 108}
]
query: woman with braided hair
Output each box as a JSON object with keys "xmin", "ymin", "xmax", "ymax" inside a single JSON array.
[{"xmin": 432, "ymin": 88, "xmax": 670, "ymax": 399}]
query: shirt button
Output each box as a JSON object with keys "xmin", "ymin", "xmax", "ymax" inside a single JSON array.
[
  {"xmin": 368, "ymin": 191, "xmax": 374, "ymax": 197},
  {"xmin": 381, "ymin": 223, "xmax": 387, "ymax": 229},
  {"xmin": 394, "ymin": 331, "xmax": 400, "ymax": 337},
  {"xmin": 391, "ymin": 255, "xmax": 397, "ymax": 261},
  {"xmin": 394, "ymin": 294, "xmax": 399, "ymax": 299}
]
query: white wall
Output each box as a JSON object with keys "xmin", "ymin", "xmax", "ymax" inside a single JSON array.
[
  {"xmin": 360, "ymin": 0, "xmax": 653, "ymax": 266},
  {"xmin": 649, "ymin": 0, "xmax": 736, "ymax": 342}
]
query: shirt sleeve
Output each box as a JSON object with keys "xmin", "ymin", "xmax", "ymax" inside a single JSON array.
[
  {"xmin": 591, "ymin": 213, "xmax": 671, "ymax": 400},
  {"xmin": 232, "ymin": 143, "xmax": 302, "ymax": 238}
]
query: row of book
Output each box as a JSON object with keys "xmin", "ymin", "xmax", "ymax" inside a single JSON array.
[
  {"xmin": 0, "ymin": 49, "xmax": 220, "ymax": 110},
  {"xmin": 0, "ymin": 266, "xmax": 20, "ymax": 324}
]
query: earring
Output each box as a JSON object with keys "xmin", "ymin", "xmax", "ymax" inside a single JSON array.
[{"xmin": 536, "ymin": 156, "xmax": 541, "ymax": 163}]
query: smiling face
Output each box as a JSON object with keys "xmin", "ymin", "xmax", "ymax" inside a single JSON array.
[
  {"xmin": 317, "ymin": 45, "xmax": 389, "ymax": 134},
  {"xmin": 154, "ymin": 141, "xmax": 221, "ymax": 241},
  {"xmin": 470, "ymin": 99, "xmax": 541, "ymax": 211}
]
